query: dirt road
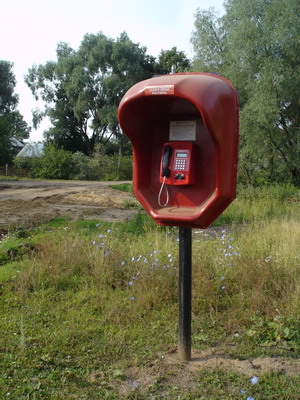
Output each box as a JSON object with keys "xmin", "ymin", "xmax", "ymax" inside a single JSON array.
[{"xmin": 0, "ymin": 180, "xmax": 138, "ymax": 233}]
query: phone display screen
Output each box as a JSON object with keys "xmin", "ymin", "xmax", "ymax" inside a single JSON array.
[{"xmin": 176, "ymin": 152, "xmax": 187, "ymax": 158}]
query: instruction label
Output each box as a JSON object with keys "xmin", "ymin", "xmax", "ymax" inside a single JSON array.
[
  {"xmin": 144, "ymin": 85, "xmax": 174, "ymax": 95},
  {"xmin": 169, "ymin": 121, "xmax": 196, "ymax": 141}
]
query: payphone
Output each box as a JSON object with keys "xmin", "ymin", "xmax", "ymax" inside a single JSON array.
[
  {"xmin": 158, "ymin": 140, "xmax": 196, "ymax": 207},
  {"xmin": 118, "ymin": 72, "xmax": 239, "ymax": 229},
  {"xmin": 118, "ymin": 72, "xmax": 239, "ymax": 361}
]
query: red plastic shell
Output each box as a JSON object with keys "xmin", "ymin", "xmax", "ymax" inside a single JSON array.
[{"xmin": 118, "ymin": 73, "xmax": 239, "ymax": 228}]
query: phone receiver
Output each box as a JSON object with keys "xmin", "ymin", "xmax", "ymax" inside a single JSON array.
[{"xmin": 162, "ymin": 145, "xmax": 172, "ymax": 177}]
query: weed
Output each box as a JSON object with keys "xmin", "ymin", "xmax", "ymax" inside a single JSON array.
[{"xmin": 1, "ymin": 185, "xmax": 300, "ymax": 398}]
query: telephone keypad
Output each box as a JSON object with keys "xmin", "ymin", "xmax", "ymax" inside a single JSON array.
[{"xmin": 174, "ymin": 159, "xmax": 186, "ymax": 171}]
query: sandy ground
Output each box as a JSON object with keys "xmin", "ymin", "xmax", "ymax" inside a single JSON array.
[{"xmin": 0, "ymin": 180, "xmax": 139, "ymax": 234}]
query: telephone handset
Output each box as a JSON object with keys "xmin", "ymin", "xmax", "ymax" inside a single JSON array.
[
  {"xmin": 162, "ymin": 145, "xmax": 172, "ymax": 178},
  {"xmin": 158, "ymin": 142, "xmax": 196, "ymax": 207},
  {"xmin": 160, "ymin": 142, "xmax": 196, "ymax": 186}
]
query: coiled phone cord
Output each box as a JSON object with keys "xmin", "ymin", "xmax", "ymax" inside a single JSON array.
[{"xmin": 158, "ymin": 176, "xmax": 169, "ymax": 207}]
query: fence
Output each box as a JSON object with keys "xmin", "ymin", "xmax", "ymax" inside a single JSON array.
[{"xmin": 0, "ymin": 164, "xmax": 29, "ymax": 178}]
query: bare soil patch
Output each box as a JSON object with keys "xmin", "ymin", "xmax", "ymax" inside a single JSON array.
[{"xmin": 0, "ymin": 180, "xmax": 139, "ymax": 233}]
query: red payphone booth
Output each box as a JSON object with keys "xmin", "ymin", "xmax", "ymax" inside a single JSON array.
[
  {"xmin": 118, "ymin": 73, "xmax": 239, "ymax": 229},
  {"xmin": 118, "ymin": 73, "xmax": 239, "ymax": 361}
]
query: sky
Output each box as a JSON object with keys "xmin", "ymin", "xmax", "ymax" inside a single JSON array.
[{"xmin": 1, "ymin": 0, "xmax": 225, "ymax": 142}]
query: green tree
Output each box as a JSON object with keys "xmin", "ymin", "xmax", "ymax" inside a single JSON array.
[
  {"xmin": 25, "ymin": 32, "xmax": 156, "ymax": 156},
  {"xmin": 0, "ymin": 117, "xmax": 13, "ymax": 164},
  {"xmin": 192, "ymin": 0, "xmax": 300, "ymax": 185},
  {"xmin": 157, "ymin": 47, "xmax": 191, "ymax": 74},
  {"xmin": 0, "ymin": 61, "xmax": 18, "ymax": 115},
  {"xmin": 0, "ymin": 61, "xmax": 30, "ymax": 163}
]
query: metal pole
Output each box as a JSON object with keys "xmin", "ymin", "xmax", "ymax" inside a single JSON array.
[{"xmin": 178, "ymin": 226, "xmax": 192, "ymax": 361}]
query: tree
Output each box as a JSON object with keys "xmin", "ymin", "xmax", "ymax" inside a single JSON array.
[
  {"xmin": 0, "ymin": 61, "xmax": 30, "ymax": 163},
  {"xmin": 192, "ymin": 0, "xmax": 300, "ymax": 185},
  {"xmin": 157, "ymin": 47, "xmax": 191, "ymax": 74},
  {"xmin": 25, "ymin": 32, "xmax": 157, "ymax": 156},
  {"xmin": 0, "ymin": 61, "xmax": 18, "ymax": 115}
]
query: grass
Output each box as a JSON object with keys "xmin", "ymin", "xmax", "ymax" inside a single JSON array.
[
  {"xmin": 1, "ymin": 185, "xmax": 300, "ymax": 398},
  {"xmin": 109, "ymin": 183, "xmax": 133, "ymax": 193}
]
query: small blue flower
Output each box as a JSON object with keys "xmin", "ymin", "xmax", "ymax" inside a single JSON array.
[
  {"xmin": 240, "ymin": 389, "xmax": 246, "ymax": 394},
  {"xmin": 121, "ymin": 261, "xmax": 125, "ymax": 266},
  {"xmin": 95, "ymin": 224, "xmax": 99, "ymax": 227},
  {"xmin": 98, "ymin": 234, "xmax": 103, "ymax": 238},
  {"xmin": 246, "ymin": 397, "xmax": 254, "ymax": 400},
  {"xmin": 251, "ymin": 376, "xmax": 259, "ymax": 384},
  {"xmin": 129, "ymin": 281, "xmax": 133, "ymax": 286},
  {"xmin": 221, "ymin": 286, "xmax": 226, "ymax": 290},
  {"xmin": 107, "ymin": 229, "xmax": 111, "ymax": 233},
  {"xmin": 130, "ymin": 297, "xmax": 135, "ymax": 301}
]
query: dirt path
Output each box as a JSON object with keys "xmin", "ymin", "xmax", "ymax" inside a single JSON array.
[{"xmin": 0, "ymin": 180, "xmax": 138, "ymax": 233}]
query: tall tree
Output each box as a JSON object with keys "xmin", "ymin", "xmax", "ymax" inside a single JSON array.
[
  {"xmin": 0, "ymin": 61, "xmax": 30, "ymax": 163},
  {"xmin": 192, "ymin": 0, "xmax": 300, "ymax": 185},
  {"xmin": 0, "ymin": 61, "xmax": 18, "ymax": 115},
  {"xmin": 157, "ymin": 47, "xmax": 191, "ymax": 74},
  {"xmin": 25, "ymin": 32, "xmax": 156, "ymax": 155}
]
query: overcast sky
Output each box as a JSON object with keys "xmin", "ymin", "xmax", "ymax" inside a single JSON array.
[{"xmin": 1, "ymin": 0, "xmax": 225, "ymax": 141}]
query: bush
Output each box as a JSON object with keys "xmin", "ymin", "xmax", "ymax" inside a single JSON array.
[{"xmin": 14, "ymin": 143, "xmax": 132, "ymax": 181}]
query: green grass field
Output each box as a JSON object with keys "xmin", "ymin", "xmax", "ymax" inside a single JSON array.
[{"xmin": 1, "ymin": 185, "xmax": 300, "ymax": 399}]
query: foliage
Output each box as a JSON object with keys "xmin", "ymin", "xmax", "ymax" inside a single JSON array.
[
  {"xmin": 157, "ymin": 46, "xmax": 191, "ymax": 74},
  {"xmin": 25, "ymin": 32, "xmax": 157, "ymax": 156},
  {"xmin": 0, "ymin": 61, "xmax": 30, "ymax": 162},
  {"xmin": 191, "ymin": 0, "xmax": 300, "ymax": 186},
  {"xmin": 0, "ymin": 60, "xmax": 18, "ymax": 115},
  {"xmin": 0, "ymin": 117, "xmax": 14, "ymax": 164},
  {"xmin": 14, "ymin": 144, "xmax": 133, "ymax": 181}
]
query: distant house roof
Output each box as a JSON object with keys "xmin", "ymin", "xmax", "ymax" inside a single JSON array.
[
  {"xmin": 16, "ymin": 142, "xmax": 44, "ymax": 157},
  {"xmin": 10, "ymin": 137, "xmax": 24, "ymax": 148}
]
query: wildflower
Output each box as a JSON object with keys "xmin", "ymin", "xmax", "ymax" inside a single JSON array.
[
  {"xmin": 130, "ymin": 297, "xmax": 135, "ymax": 301},
  {"xmin": 131, "ymin": 257, "xmax": 135, "ymax": 261},
  {"xmin": 246, "ymin": 397, "xmax": 254, "ymax": 400},
  {"xmin": 129, "ymin": 281, "xmax": 133, "ymax": 286},
  {"xmin": 98, "ymin": 234, "xmax": 103, "ymax": 238},
  {"xmin": 107, "ymin": 229, "xmax": 111, "ymax": 233},
  {"xmin": 220, "ymin": 286, "xmax": 226, "ymax": 290},
  {"xmin": 240, "ymin": 389, "xmax": 246, "ymax": 394},
  {"xmin": 168, "ymin": 254, "xmax": 172, "ymax": 258},
  {"xmin": 121, "ymin": 261, "xmax": 125, "ymax": 266},
  {"xmin": 221, "ymin": 276, "xmax": 225, "ymax": 281},
  {"xmin": 251, "ymin": 376, "xmax": 259, "ymax": 384},
  {"xmin": 92, "ymin": 240, "xmax": 96, "ymax": 245},
  {"xmin": 95, "ymin": 223, "xmax": 99, "ymax": 227}
]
